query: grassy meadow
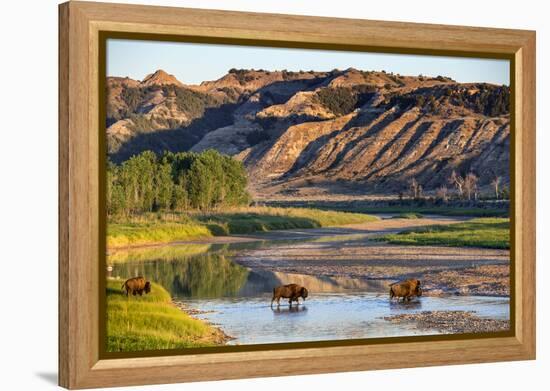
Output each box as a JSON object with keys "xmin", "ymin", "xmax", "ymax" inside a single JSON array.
[
  {"xmin": 392, "ymin": 212, "xmax": 424, "ymax": 219},
  {"xmin": 107, "ymin": 206, "xmax": 378, "ymax": 248},
  {"xmin": 265, "ymin": 200, "xmax": 509, "ymax": 218},
  {"xmin": 377, "ymin": 217, "xmax": 510, "ymax": 249},
  {"xmin": 106, "ymin": 279, "xmax": 225, "ymax": 352}
]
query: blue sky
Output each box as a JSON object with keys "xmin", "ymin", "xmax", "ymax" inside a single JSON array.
[{"xmin": 107, "ymin": 39, "xmax": 510, "ymax": 86}]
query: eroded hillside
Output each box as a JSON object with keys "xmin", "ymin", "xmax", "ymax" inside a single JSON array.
[{"xmin": 106, "ymin": 68, "xmax": 510, "ymax": 199}]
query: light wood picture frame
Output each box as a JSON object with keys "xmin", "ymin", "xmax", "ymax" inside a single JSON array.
[{"xmin": 59, "ymin": 1, "xmax": 536, "ymax": 389}]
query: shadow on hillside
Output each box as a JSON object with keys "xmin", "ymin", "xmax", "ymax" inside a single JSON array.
[{"xmin": 110, "ymin": 102, "xmax": 238, "ymax": 163}]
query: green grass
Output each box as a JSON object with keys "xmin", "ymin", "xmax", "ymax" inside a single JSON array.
[
  {"xmin": 108, "ymin": 207, "xmax": 378, "ymax": 248},
  {"xmin": 377, "ymin": 217, "xmax": 510, "ymax": 249},
  {"xmin": 106, "ymin": 279, "xmax": 223, "ymax": 352},
  {"xmin": 264, "ymin": 201, "xmax": 509, "ymax": 218},
  {"xmin": 359, "ymin": 206, "xmax": 508, "ymax": 217},
  {"xmin": 107, "ymin": 221, "xmax": 212, "ymax": 248},
  {"xmin": 196, "ymin": 207, "xmax": 378, "ymax": 235},
  {"xmin": 392, "ymin": 212, "xmax": 424, "ymax": 219}
]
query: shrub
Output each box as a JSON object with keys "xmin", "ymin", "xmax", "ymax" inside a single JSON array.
[{"xmin": 314, "ymin": 87, "xmax": 359, "ymax": 116}]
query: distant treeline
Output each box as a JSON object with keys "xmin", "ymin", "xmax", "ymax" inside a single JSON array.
[{"xmin": 107, "ymin": 150, "xmax": 250, "ymax": 215}]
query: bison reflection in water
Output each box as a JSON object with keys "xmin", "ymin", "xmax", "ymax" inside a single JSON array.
[
  {"xmin": 271, "ymin": 284, "xmax": 309, "ymax": 307},
  {"xmin": 272, "ymin": 305, "xmax": 308, "ymax": 315}
]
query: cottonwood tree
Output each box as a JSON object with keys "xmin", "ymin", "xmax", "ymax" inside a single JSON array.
[
  {"xmin": 409, "ymin": 178, "xmax": 422, "ymax": 200},
  {"xmin": 449, "ymin": 170, "xmax": 465, "ymax": 199},
  {"xmin": 106, "ymin": 149, "xmax": 250, "ymax": 216},
  {"xmin": 436, "ymin": 185, "xmax": 449, "ymax": 202},
  {"xmin": 463, "ymin": 172, "xmax": 479, "ymax": 201},
  {"xmin": 491, "ymin": 175, "xmax": 502, "ymax": 200}
]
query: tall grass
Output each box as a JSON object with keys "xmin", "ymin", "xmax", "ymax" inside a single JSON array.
[
  {"xmin": 106, "ymin": 279, "xmax": 224, "ymax": 352},
  {"xmin": 196, "ymin": 206, "xmax": 378, "ymax": 235},
  {"xmin": 392, "ymin": 212, "xmax": 424, "ymax": 219},
  {"xmin": 377, "ymin": 217, "xmax": 510, "ymax": 249},
  {"xmin": 107, "ymin": 207, "xmax": 378, "ymax": 248},
  {"xmin": 107, "ymin": 222, "xmax": 212, "ymax": 248}
]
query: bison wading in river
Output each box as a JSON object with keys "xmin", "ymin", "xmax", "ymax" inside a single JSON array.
[
  {"xmin": 389, "ymin": 279, "xmax": 422, "ymax": 302},
  {"xmin": 121, "ymin": 276, "xmax": 151, "ymax": 297},
  {"xmin": 271, "ymin": 284, "xmax": 308, "ymax": 307}
]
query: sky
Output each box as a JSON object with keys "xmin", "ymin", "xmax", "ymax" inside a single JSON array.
[{"xmin": 107, "ymin": 39, "xmax": 510, "ymax": 86}]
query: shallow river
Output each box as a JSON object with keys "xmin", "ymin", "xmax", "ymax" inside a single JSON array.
[{"xmin": 109, "ymin": 222, "xmax": 510, "ymax": 345}]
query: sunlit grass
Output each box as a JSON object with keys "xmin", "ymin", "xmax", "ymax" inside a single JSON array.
[
  {"xmin": 392, "ymin": 212, "xmax": 424, "ymax": 219},
  {"xmin": 377, "ymin": 218, "xmax": 509, "ymax": 249},
  {"xmin": 106, "ymin": 279, "xmax": 223, "ymax": 352},
  {"xmin": 107, "ymin": 207, "xmax": 378, "ymax": 248}
]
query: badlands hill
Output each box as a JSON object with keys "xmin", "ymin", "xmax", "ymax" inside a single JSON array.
[{"xmin": 106, "ymin": 68, "xmax": 510, "ymax": 199}]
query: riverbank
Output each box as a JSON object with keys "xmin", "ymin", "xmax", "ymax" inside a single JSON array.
[
  {"xmin": 231, "ymin": 216, "xmax": 509, "ymax": 297},
  {"xmin": 107, "ymin": 207, "xmax": 378, "ymax": 248},
  {"xmin": 376, "ymin": 217, "xmax": 509, "ymax": 249},
  {"xmin": 382, "ymin": 310, "xmax": 510, "ymax": 333},
  {"xmin": 264, "ymin": 199, "xmax": 509, "ymax": 217},
  {"xmin": 106, "ymin": 279, "xmax": 228, "ymax": 352}
]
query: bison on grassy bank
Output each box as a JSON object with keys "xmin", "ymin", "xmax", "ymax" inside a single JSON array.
[
  {"xmin": 121, "ymin": 276, "xmax": 151, "ymax": 297},
  {"xmin": 389, "ymin": 279, "xmax": 422, "ymax": 302},
  {"xmin": 271, "ymin": 284, "xmax": 308, "ymax": 307}
]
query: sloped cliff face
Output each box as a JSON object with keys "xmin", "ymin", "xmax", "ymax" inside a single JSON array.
[{"xmin": 106, "ymin": 68, "xmax": 510, "ymax": 198}]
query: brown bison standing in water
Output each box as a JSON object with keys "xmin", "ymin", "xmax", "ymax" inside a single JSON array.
[
  {"xmin": 271, "ymin": 284, "xmax": 309, "ymax": 307},
  {"xmin": 121, "ymin": 276, "xmax": 151, "ymax": 297},
  {"xmin": 389, "ymin": 279, "xmax": 422, "ymax": 302}
]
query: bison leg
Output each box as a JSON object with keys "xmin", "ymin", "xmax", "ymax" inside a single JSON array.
[{"xmin": 139, "ymin": 290, "xmax": 143, "ymax": 296}]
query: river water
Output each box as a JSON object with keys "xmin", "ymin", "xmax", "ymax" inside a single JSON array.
[{"xmin": 109, "ymin": 227, "xmax": 510, "ymax": 345}]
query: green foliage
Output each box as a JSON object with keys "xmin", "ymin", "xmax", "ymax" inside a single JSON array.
[
  {"xmin": 107, "ymin": 150, "xmax": 250, "ymax": 216},
  {"xmin": 127, "ymin": 114, "xmax": 157, "ymax": 133},
  {"xmin": 387, "ymin": 84, "xmax": 510, "ymax": 116},
  {"xmin": 227, "ymin": 68, "xmax": 256, "ymax": 85},
  {"xmin": 112, "ymin": 254, "xmax": 249, "ymax": 298},
  {"xmin": 197, "ymin": 207, "xmax": 378, "ymax": 233},
  {"xmin": 107, "ymin": 221, "xmax": 213, "ymax": 248},
  {"xmin": 107, "ymin": 207, "xmax": 378, "ymax": 247},
  {"xmin": 377, "ymin": 217, "xmax": 510, "ymax": 249},
  {"xmin": 120, "ymin": 86, "xmax": 144, "ymax": 112},
  {"xmin": 393, "ymin": 212, "xmax": 424, "ymax": 219},
  {"xmin": 105, "ymin": 280, "xmax": 223, "ymax": 352},
  {"xmin": 162, "ymin": 86, "xmax": 220, "ymax": 118},
  {"xmin": 314, "ymin": 87, "xmax": 358, "ymax": 116}
]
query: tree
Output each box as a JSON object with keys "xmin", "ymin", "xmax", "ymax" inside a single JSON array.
[
  {"xmin": 491, "ymin": 175, "xmax": 502, "ymax": 200},
  {"xmin": 450, "ymin": 170, "xmax": 465, "ymax": 199},
  {"xmin": 106, "ymin": 150, "xmax": 250, "ymax": 216},
  {"xmin": 463, "ymin": 172, "xmax": 478, "ymax": 201},
  {"xmin": 154, "ymin": 162, "xmax": 173, "ymax": 210},
  {"xmin": 409, "ymin": 178, "xmax": 421, "ymax": 200},
  {"xmin": 436, "ymin": 185, "xmax": 449, "ymax": 202}
]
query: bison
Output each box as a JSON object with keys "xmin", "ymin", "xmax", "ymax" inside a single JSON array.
[
  {"xmin": 389, "ymin": 279, "xmax": 422, "ymax": 302},
  {"xmin": 121, "ymin": 276, "xmax": 151, "ymax": 297},
  {"xmin": 271, "ymin": 284, "xmax": 308, "ymax": 307}
]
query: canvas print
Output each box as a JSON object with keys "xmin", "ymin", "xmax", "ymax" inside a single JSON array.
[{"xmin": 104, "ymin": 40, "xmax": 511, "ymax": 353}]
